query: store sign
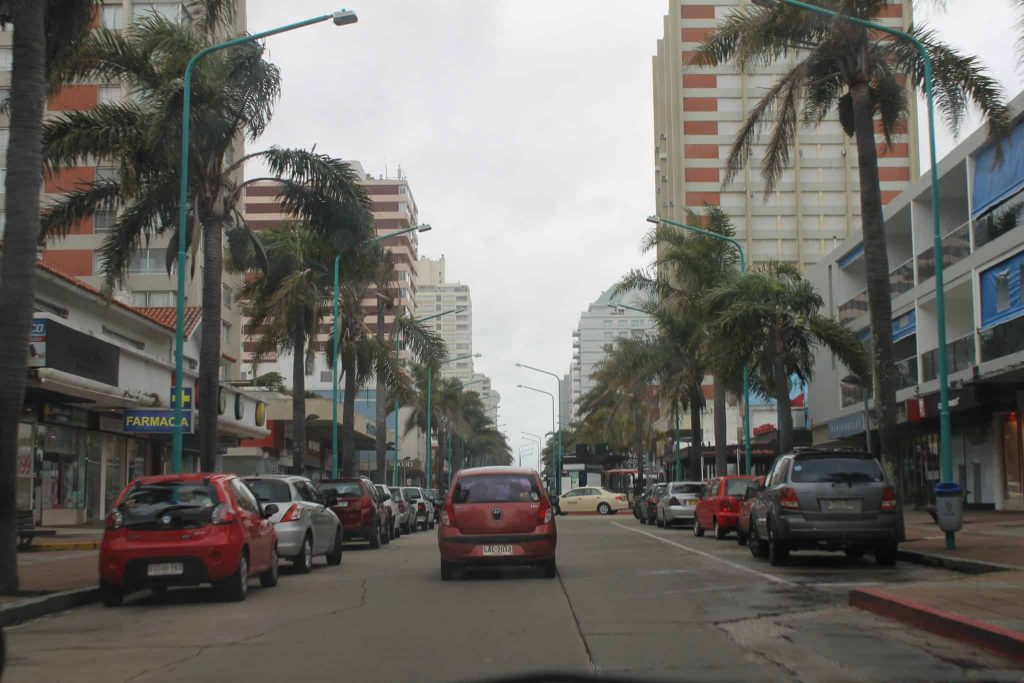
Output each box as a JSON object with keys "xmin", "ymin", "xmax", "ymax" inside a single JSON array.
[
  {"xmin": 44, "ymin": 319, "xmax": 119, "ymax": 385},
  {"xmin": 124, "ymin": 409, "xmax": 194, "ymax": 433},
  {"xmin": 170, "ymin": 387, "xmax": 193, "ymax": 411},
  {"xmin": 828, "ymin": 412, "xmax": 865, "ymax": 439},
  {"xmin": 753, "ymin": 423, "xmax": 776, "ymax": 437},
  {"xmin": 28, "ymin": 318, "xmax": 47, "ymax": 368},
  {"xmin": 922, "ymin": 387, "xmax": 980, "ymax": 416}
]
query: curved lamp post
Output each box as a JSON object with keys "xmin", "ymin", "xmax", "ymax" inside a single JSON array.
[
  {"xmin": 515, "ymin": 363, "xmax": 564, "ymax": 497},
  {"xmin": 518, "ymin": 384, "xmax": 559, "ymax": 493}
]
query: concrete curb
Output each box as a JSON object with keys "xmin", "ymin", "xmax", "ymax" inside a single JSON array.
[
  {"xmin": 24, "ymin": 541, "xmax": 100, "ymax": 552},
  {"xmin": 0, "ymin": 587, "xmax": 99, "ymax": 627},
  {"xmin": 850, "ymin": 587, "xmax": 1024, "ymax": 664},
  {"xmin": 897, "ymin": 549, "xmax": 1018, "ymax": 575}
]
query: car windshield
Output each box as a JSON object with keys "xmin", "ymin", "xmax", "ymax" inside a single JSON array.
[
  {"xmin": 119, "ymin": 482, "xmax": 219, "ymax": 530},
  {"xmin": 725, "ymin": 479, "xmax": 755, "ymax": 496},
  {"xmin": 245, "ymin": 479, "xmax": 292, "ymax": 503},
  {"xmin": 322, "ymin": 482, "xmax": 363, "ymax": 498},
  {"xmin": 452, "ymin": 475, "xmax": 541, "ymax": 504},
  {"xmin": 791, "ymin": 457, "xmax": 884, "ymax": 483},
  {"xmin": 671, "ymin": 483, "xmax": 703, "ymax": 495}
]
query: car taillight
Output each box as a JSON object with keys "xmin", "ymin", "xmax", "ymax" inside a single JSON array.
[
  {"xmin": 668, "ymin": 497, "xmax": 680, "ymax": 506},
  {"xmin": 442, "ymin": 503, "xmax": 456, "ymax": 527},
  {"xmin": 398, "ymin": 501, "xmax": 406, "ymax": 513},
  {"xmin": 105, "ymin": 510, "xmax": 123, "ymax": 530},
  {"xmin": 615, "ymin": 495, "xmax": 625, "ymax": 502},
  {"xmin": 361, "ymin": 496, "xmax": 372, "ymax": 509},
  {"xmin": 211, "ymin": 503, "xmax": 236, "ymax": 525},
  {"xmin": 280, "ymin": 504, "xmax": 302, "ymax": 522},
  {"xmin": 537, "ymin": 497, "xmax": 552, "ymax": 525},
  {"xmin": 721, "ymin": 498, "xmax": 735, "ymax": 512},
  {"xmin": 417, "ymin": 502, "xmax": 425, "ymax": 512},
  {"xmin": 780, "ymin": 487, "xmax": 800, "ymax": 510},
  {"xmin": 881, "ymin": 486, "xmax": 897, "ymax": 511}
]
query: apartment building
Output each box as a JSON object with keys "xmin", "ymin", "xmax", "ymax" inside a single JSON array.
[
  {"xmin": 807, "ymin": 92, "xmax": 1024, "ymax": 511},
  {"xmin": 30, "ymin": 1, "xmax": 248, "ymax": 382},
  {"xmin": 469, "ymin": 372, "xmax": 501, "ymax": 424},
  {"xmin": 413, "ymin": 255, "xmax": 475, "ymax": 383}
]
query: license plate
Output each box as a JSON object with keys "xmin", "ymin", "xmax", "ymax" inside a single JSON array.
[
  {"xmin": 482, "ymin": 545, "xmax": 514, "ymax": 556},
  {"xmin": 687, "ymin": 499, "xmax": 697, "ymax": 506},
  {"xmin": 823, "ymin": 499, "xmax": 861, "ymax": 512},
  {"xmin": 147, "ymin": 562, "xmax": 183, "ymax": 577},
  {"xmin": 336, "ymin": 501, "xmax": 349, "ymax": 507}
]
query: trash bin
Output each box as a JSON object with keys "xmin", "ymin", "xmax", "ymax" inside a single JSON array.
[{"xmin": 934, "ymin": 481, "xmax": 963, "ymax": 533}]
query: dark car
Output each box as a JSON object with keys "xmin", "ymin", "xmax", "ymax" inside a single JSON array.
[
  {"xmin": 747, "ymin": 449, "xmax": 900, "ymax": 566},
  {"xmin": 425, "ymin": 488, "xmax": 445, "ymax": 522},
  {"xmin": 640, "ymin": 483, "xmax": 667, "ymax": 525},
  {"xmin": 320, "ymin": 477, "xmax": 389, "ymax": 549}
]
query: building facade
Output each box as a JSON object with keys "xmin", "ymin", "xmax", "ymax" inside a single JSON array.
[
  {"xmin": 807, "ymin": 92, "xmax": 1024, "ymax": 511},
  {"xmin": 413, "ymin": 255, "xmax": 475, "ymax": 383}
]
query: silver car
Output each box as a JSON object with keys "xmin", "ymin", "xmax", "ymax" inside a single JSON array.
[
  {"xmin": 656, "ymin": 481, "xmax": 704, "ymax": 528},
  {"xmin": 375, "ymin": 484, "xmax": 402, "ymax": 540},
  {"xmin": 399, "ymin": 486, "xmax": 434, "ymax": 531},
  {"xmin": 244, "ymin": 475, "xmax": 343, "ymax": 573}
]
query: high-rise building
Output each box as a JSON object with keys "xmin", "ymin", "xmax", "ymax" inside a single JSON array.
[
  {"xmin": 652, "ymin": 0, "xmax": 917, "ymax": 269},
  {"xmin": 413, "ymin": 256, "xmax": 475, "ymax": 383},
  {"xmin": 35, "ymin": 1, "xmax": 249, "ymax": 381},
  {"xmin": 470, "ymin": 372, "xmax": 501, "ymax": 424}
]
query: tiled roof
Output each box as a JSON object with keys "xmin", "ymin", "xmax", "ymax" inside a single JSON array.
[{"xmin": 136, "ymin": 307, "xmax": 203, "ymax": 338}]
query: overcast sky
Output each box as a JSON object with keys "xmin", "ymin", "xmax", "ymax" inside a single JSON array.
[{"xmin": 246, "ymin": 0, "xmax": 1023, "ymax": 471}]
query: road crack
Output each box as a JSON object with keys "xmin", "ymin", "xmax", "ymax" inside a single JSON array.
[{"xmin": 556, "ymin": 571, "xmax": 596, "ymax": 672}]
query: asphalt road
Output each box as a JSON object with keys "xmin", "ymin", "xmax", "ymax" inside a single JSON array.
[{"xmin": 5, "ymin": 516, "xmax": 1023, "ymax": 682}]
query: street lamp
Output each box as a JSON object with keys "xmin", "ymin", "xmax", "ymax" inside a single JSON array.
[
  {"xmin": 518, "ymin": 384, "xmax": 559, "ymax": 493},
  {"xmin": 841, "ymin": 375, "xmax": 872, "ymax": 455},
  {"xmin": 515, "ymin": 362, "xmax": 565, "ymax": 497},
  {"xmin": 750, "ymin": 0, "xmax": 952, "ymax": 549},
  {"xmin": 173, "ymin": 9, "xmax": 359, "ymax": 473},
  {"xmin": 646, "ymin": 214, "xmax": 753, "ymax": 475},
  {"xmin": 427, "ymin": 353, "xmax": 481, "ymax": 488},
  {"xmin": 332, "ymin": 223, "xmax": 431, "ymax": 479}
]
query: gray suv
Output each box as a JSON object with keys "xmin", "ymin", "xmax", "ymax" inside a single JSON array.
[{"xmin": 747, "ymin": 449, "xmax": 900, "ymax": 566}]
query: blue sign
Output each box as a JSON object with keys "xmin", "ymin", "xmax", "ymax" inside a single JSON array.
[
  {"xmin": 170, "ymin": 387, "xmax": 193, "ymax": 410},
  {"xmin": 124, "ymin": 409, "xmax": 194, "ymax": 434}
]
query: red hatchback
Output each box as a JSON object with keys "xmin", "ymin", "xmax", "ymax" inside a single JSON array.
[
  {"xmin": 99, "ymin": 474, "xmax": 279, "ymax": 606},
  {"xmin": 320, "ymin": 478, "xmax": 387, "ymax": 549},
  {"xmin": 438, "ymin": 467, "xmax": 556, "ymax": 580},
  {"xmin": 694, "ymin": 475, "xmax": 758, "ymax": 540}
]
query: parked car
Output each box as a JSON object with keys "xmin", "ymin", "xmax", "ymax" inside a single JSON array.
[
  {"xmin": 736, "ymin": 477, "xmax": 766, "ymax": 546},
  {"xmin": 558, "ymin": 486, "xmax": 628, "ymax": 515},
  {"xmin": 99, "ymin": 473, "xmax": 278, "ymax": 606},
  {"xmin": 747, "ymin": 449, "xmax": 900, "ymax": 566},
  {"xmin": 655, "ymin": 481, "xmax": 704, "ymax": 528},
  {"xmin": 639, "ymin": 483, "xmax": 667, "ymax": 524},
  {"xmin": 375, "ymin": 484, "xmax": 402, "ymax": 540},
  {"xmin": 694, "ymin": 475, "xmax": 758, "ymax": 539},
  {"xmin": 632, "ymin": 486, "xmax": 650, "ymax": 520},
  {"xmin": 394, "ymin": 487, "xmax": 418, "ymax": 534},
  {"xmin": 425, "ymin": 488, "xmax": 445, "ymax": 523},
  {"xmin": 245, "ymin": 475, "xmax": 343, "ymax": 571},
  {"xmin": 320, "ymin": 478, "xmax": 388, "ymax": 549},
  {"xmin": 400, "ymin": 486, "xmax": 434, "ymax": 530},
  {"xmin": 438, "ymin": 466, "xmax": 556, "ymax": 580}
]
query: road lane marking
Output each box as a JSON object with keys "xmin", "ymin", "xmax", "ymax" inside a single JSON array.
[{"xmin": 611, "ymin": 522, "xmax": 797, "ymax": 587}]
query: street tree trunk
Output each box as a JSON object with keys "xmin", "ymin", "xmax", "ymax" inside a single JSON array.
[
  {"xmin": 0, "ymin": 0, "xmax": 46, "ymax": 595},
  {"xmin": 773, "ymin": 340, "xmax": 794, "ymax": 455},
  {"xmin": 713, "ymin": 384, "xmax": 728, "ymax": 476},
  {"xmin": 374, "ymin": 299, "xmax": 387, "ymax": 483},
  {"xmin": 197, "ymin": 217, "xmax": 224, "ymax": 471},
  {"xmin": 291, "ymin": 315, "xmax": 306, "ymax": 475},
  {"xmin": 688, "ymin": 388, "xmax": 703, "ymax": 481},
  {"xmin": 851, "ymin": 82, "xmax": 898, "ymax": 486},
  {"xmin": 632, "ymin": 401, "xmax": 644, "ymax": 495},
  {"xmin": 341, "ymin": 351, "xmax": 357, "ymax": 477}
]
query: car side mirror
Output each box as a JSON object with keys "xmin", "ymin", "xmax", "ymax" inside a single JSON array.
[
  {"xmin": 262, "ymin": 503, "xmax": 279, "ymax": 519},
  {"xmin": 549, "ymin": 494, "xmax": 559, "ymax": 506},
  {"xmin": 383, "ymin": 493, "xmax": 391, "ymax": 502}
]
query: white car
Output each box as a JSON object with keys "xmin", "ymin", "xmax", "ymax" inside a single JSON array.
[
  {"xmin": 244, "ymin": 475, "xmax": 343, "ymax": 572},
  {"xmin": 399, "ymin": 486, "xmax": 435, "ymax": 530},
  {"xmin": 374, "ymin": 484, "xmax": 402, "ymax": 540}
]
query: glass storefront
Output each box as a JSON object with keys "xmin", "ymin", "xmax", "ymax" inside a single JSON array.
[{"xmin": 1001, "ymin": 413, "xmax": 1024, "ymax": 504}]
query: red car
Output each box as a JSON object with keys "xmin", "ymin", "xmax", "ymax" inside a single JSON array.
[
  {"xmin": 438, "ymin": 467, "xmax": 556, "ymax": 580},
  {"xmin": 320, "ymin": 478, "xmax": 388, "ymax": 549},
  {"xmin": 736, "ymin": 476, "xmax": 766, "ymax": 546},
  {"xmin": 99, "ymin": 473, "xmax": 279, "ymax": 606},
  {"xmin": 694, "ymin": 475, "xmax": 758, "ymax": 540}
]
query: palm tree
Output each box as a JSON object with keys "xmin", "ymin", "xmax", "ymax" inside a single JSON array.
[
  {"xmin": 41, "ymin": 15, "xmax": 374, "ymax": 467},
  {"xmin": 706, "ymin": 262, "xmax": 869, "ymax": 454},
  {"xmin": 695, "ymin": 0, "xmax": 1008, "ymax": 479},
  {"xmin": 0, "ymin": 0, "xmax": 97, "ymax": 596}
]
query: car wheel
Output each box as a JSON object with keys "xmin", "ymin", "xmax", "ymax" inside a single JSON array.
[
  {"xmin": 100, "ymin": 582, "xmax": 124, "ymax": 607},
  {"xmin": 736, "ymin": 527, "xmax": 748, "ymax": 546},
  {"xmin": 714, "ymin": 519, "xmax": 727, "ymax": 540},
  {"xmin": 369, "ymin": 524, "xmax": 382, "ymax": 549},
  {"xmin": 844, "ymin": 547, "xmax": 865, "ymax": 560},
  {"xmin": 767, "ymin": 520, "xmax": 789, "ymax": 566},
  {"xmin": 382, "ymin": 520, "xmax": 391, "ymax": 545},
  {"xmin": 655, "ymin": 512, "xmax": 664, "ymax": 528},
  {"xmin": 543, "ymin": 559, "xmax": 557, "ymax": 579},
  {"xmin": 428, "ymin": 521, "xmax": 435, "ymax": 530},
  {"xmin": 294, "ymin": 534, "xmax": 313, "ymax": 574},
  {"xmin": 326, "ymin": 528, "xmax": 343, "ymax": 566},
  {"xmin": 219, "ymin": 552, "xmax": 249, "ymax": 602},
  {"xmin": 639, "ymin": 513, "xmax": 647, "ymax": 525},
  {"xmin": 260, "ymin": 547, "xmax": 279, "ymax": 588},
  {"xmin": 441, "ymin": 560, "xmax": 455, "ymax": 581},
  {"xmin": 693, "ymin": 517, "xmax": 704, "ymax": 537},
  {"xmin": 749, "ymin": 517, "xmax": 768, "ymax": 559},
  {"xmin": 597, "ymin": 503, "xmax": 611, "ymax": 515},
  {"xmin": 874, "ymin": 542, "xmax": 898, "ymax": 566}
]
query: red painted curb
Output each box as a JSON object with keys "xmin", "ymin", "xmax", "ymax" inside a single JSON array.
[{"xmin": 850, "ymin": 588, "xmax": 1024, "ymax": 663}]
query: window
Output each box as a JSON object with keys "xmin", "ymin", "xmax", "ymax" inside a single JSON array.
[
  {"xmin": 0, "ymin": 129, "xmax": 8, "ymax": 152},
  {"xmin": 222, "ymin": 321, "xmax": 231, "ymax": 345},
  {"xmin": 244, "ymin": 478, "xmax": 293, "ymax": 503},
  {"xmin": 97, "ymin": 85, "xmax": 121, "ymax": 104},
  {"xmin": 222, "ymin": 284, "xmax": 233, "ymax": 309},
  {"xmin": 132, "ymin": 2, "xmax": 181, "ymax": 22},
  {"xmin": 93, "ymin": 208, "xmax": 117, "ymax": 233},
  {"xmin": 231, "ymin": 479, "xmax": 260, "ymax": 514},
  {"xmin": 0, "ymin": 48, "xmax": 12, "ymax": 71},
  {"xmin": 604, "ymin": 331, "xmax": 613, "ymax": 340},
  {"xmin": 790, "ymin": 456, "xmax": 883, "ymax": 483},
  {"xmin": 0, "ymin": 89, "xmax": 9, "ymax": 106},
  {"xmin": 101, "ymin": 3, "xmax": 125, "ymax": 29},
  {"xmin": 631, "ymin": 320, "xmax": 641, "ymax": 328},
  {"xmin": 297, "ymin": 481, "xmax": 321, "ymax": 504},
  {"xmin": 119, "ymin": 482, "xmax": 219, "ymax": 530},
  {"xmin": 0, "ymin": 212, "xmax": 5, "ymax": 238},
  {"xmin": 451, "ymin": 474, "xmax": 541, "ymax": 503},
  {"xmin": 95, "ymin": 166, "xmax": 119, "ymax": 184},
  {"xmin": 128, "ymin": 248, "xmax": 166, "ymax": 274},
  {"xmin": 456, "ymin": 324, "xmax": 468, "ymax": 330},
  {"xmin": 996, "ymin": 271, "xmax": 1011, "ymax": 312},
  {"xmin": 618, "ymin": 319, "xmax": 628, "ymax": 328},
  {"xmin": 603, "ymin": 319, "xmax": 613, "ymax": 327}
]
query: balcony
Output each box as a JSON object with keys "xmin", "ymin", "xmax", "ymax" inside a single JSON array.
[
  {"xmin": 894, "ymin": 355, "xmax": 918, "ymax": 391},
  {"xmin": 921, "ymin": 333, "xmax": 975, "ymax": 382},
  {"xmin": 916, "ymin": 222, "xmax": 971, "ymax": 283},
  {"xmin": 838, "ymin": 290, "xmax": 869, "ymax": 327},
  {"xmin": 980, "ymin": 315, "xmax": 1024, "ymax": 363},
  {"xmin": 890, "ymin": 259, "xmax": 914, "ymax": 298}
]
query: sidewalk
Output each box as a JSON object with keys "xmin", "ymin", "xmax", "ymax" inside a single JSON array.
[
  {"xmin": 0, "ymin": 549, "xmax": 99, "ymax": 626},
  {"xmin": 850, "ymin": 509, "xmax": 1024, "ymax": 663},
  {"xmin": 23, "ymin": 525, "xmax": 103, "ymax": 552}
]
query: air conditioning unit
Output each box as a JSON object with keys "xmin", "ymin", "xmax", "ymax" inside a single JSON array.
[{"xmin": 659, "ymin": 153, "xmax": 668, "ymax": 161}]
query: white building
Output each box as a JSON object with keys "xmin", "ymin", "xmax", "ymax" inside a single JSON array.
[
  {"xmin": 806, "ymin": 92, "xmax": 1024, "ymax": 511},
  {"xmin": 414, "ymin": 256, "xmax": 475, "ymax": 383}
]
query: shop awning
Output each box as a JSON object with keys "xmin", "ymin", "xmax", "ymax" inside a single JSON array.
[
  {"xmin": 972, "ymin": 121, "xmax": 1024, "ymax": 219},
  {"xmin": 32, "ymin": 367, "xmax": 158, "ymax": 408}
]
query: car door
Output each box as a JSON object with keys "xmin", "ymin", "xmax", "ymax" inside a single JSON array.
[
  {"xmin": 231, "ymin": 479, "xmax": 271, "ymax": 572},
  {"xmin": 755, "ymin": 458, "xmax": 788, "ymax": 536},
  {"xmin": 299, "ymin": 480, "xmax": 333, "ymax": 553},
  {"xmin": 698, "ymin": 480, "xmax": 718, "ymax": 527},
  {"xmin": 561, "ymin": 488, "xmax": 581, "ymax": 511}
]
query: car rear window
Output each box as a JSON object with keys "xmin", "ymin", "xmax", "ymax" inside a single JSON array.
[
  {"xmin": 452, "ymin": 474, "xmax": 541, "ymax": 503},
  {"xmin": 671, "ymin": 483, "xmax": 703, "ymax": 495},
  {"xmin": 119, "ymin": 481, "xmax": 220, "ymax": 530},
  {"xmin": 725, "ymin": 479, "xmax": 755, "ymax": 496},
  {"xmin": 403, "ymin": 489, "xmax": 421, "ymax": 500},
  {"xmin": 791, "ymin": 457, "xmax": 884, "ymax": 483},
  {"xmin": 322, "ymin": 482, "xmax": 363, "ymax": 498},
  {"xmin": 245, "ymin": 479, "xmax": 292, "ymax": 503}
]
